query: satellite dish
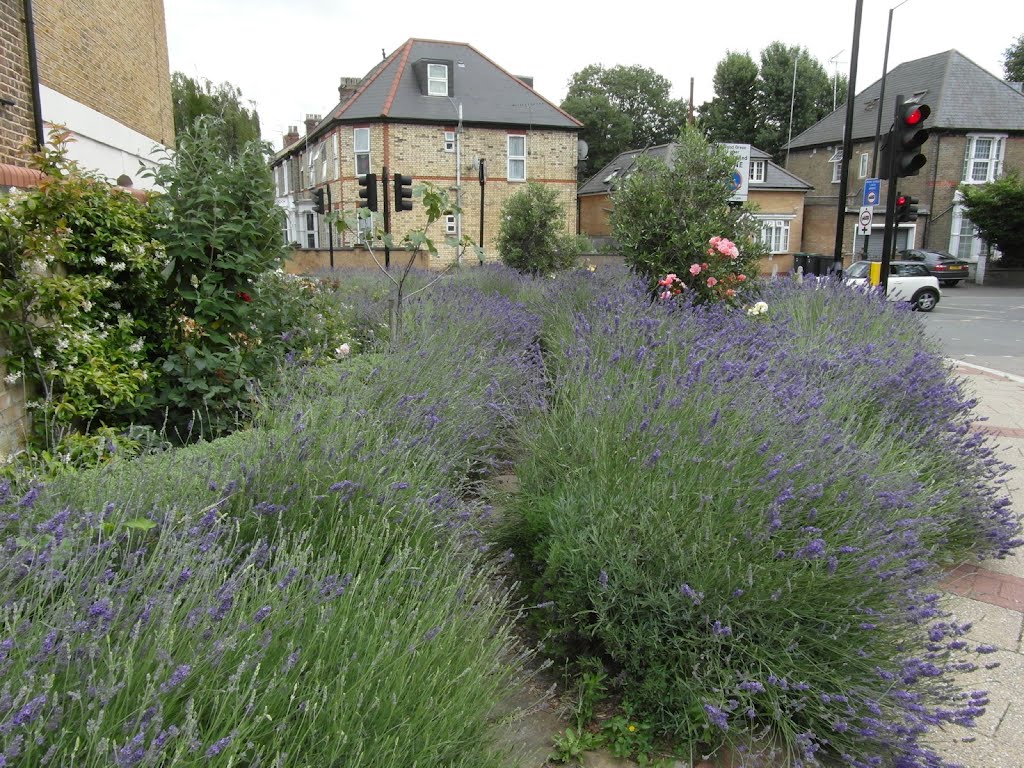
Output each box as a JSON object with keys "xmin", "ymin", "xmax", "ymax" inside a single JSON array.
[{"xmin": 577, "ymin": 139, "xmax": 589, "ymax": 161}]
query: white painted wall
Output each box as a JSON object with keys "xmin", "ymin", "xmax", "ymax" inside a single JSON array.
[{"xmin": 40, "ymin": 85, "xmax": 170, "ymax": 189}]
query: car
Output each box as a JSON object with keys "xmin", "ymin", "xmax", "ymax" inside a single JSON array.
[
  {"xmin": 844, "ymin": 260, "xmax": 941, "ymax": 312},
  {"xmin": 896, "ymin": 249, "xmax": 971, "ymax": 286}
]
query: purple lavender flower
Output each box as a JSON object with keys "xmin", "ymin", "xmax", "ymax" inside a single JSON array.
[{"xmin": 159, "ymin": 664, "xmax": 192, "ymax": 694}]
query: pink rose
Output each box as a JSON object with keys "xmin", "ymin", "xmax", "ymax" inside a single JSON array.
[
  {"xmin": 689, "ymin": 264, "xmax": 701, "ymax": 276},
  {"xmin": 737, "ymin": 274, "xmax": 747, "ymax": 282},
  {"xmin": 707, "ymin": 277, "xmax": 718, "ymax": 287},
  {"xmin": 666, "ymin": 273, "xmax": 677, "ymax": 282},
  {"xmin": 659, "ymin": 290, "xmax": 672, "ymax": 300}
]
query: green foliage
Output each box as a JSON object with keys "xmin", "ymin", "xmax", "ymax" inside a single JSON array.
[
  {"xmin": 171, "ymin": 72, "xmax": 262, "ymax": 156},
  {"xmin": 959, "ymin": 172, "xmax": 1024, "ymax": 267},
  {"xmin": 699, "ymin": 51, "xmax": 762, "ymax": 145},
  {"xmin": 0, "ymin": 129, "xmax": 166, "ymax": 449},
  {"xmin": 144, "ymin": 116, "xmax": 285, "ymax": 437},
  {"xmin": 610, "ymin": 126, "xmax": 764, "ymax": 296},
  {"xmin": 497, "ymin": 183, "xmax": 579, "ymax": 275},
  {"xmin": 1004, "ymin": 34, "xmax": 1024, "ymax": 81},
  {"xmin": 549, "ymin": 726, "xmax": 603, "ymax": 764},
  {"xmin": 562, "ymin": 64, "xmax": 689, "ymax": 181},
  {"xmin": 699, "ymin": 43, "xmax": 846, "ymax": 161}
]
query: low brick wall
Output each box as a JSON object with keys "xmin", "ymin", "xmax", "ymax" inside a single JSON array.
[{"xmin": 0, "ymin": 346, "xmax": 30, "ymax": 463}]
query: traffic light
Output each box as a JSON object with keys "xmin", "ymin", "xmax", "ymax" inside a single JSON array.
[
  {"xmin": 894, "ymin": 193, "xmax": 920, "ymax": 223},
  {"xmin": 311, "ymin": 187, "xmax": 326, "ymax": 214},
  {"xmin": 892, "ymin": 102, "xmax": 931, "ymax": 178},
  {"xmin": 357, "ymin": 173, "xmax": 378, "ymax": 212},
  {"xmin": 393, "ymin": 173, "xmax": 413, "ymax": 212}
]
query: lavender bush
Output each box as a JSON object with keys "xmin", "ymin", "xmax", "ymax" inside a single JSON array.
[
  {"xmin": 494, "ymin": 270, "xmax": 1019, "ymax": 767},
  {"xmin": 0, "ymin": 275, "xmax": 548, "ymax": 766}
]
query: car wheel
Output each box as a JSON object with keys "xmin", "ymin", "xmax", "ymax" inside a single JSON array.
[{"xmin": 912, "ymin": 288, "xmax": 939, "ymax": 312}]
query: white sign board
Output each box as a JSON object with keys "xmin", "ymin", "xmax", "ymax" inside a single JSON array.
[
  {"xmin": 723, "ymin": 143, "xmax": 751, "ymax": 202},
  {"xmin": 858, "ymin": 206, "xmax": 874, "ymax": 236}
]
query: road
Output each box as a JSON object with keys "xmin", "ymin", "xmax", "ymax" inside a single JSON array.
[{"xmin": 922, "ymin": 283, "xmax": 1024, "ymax": 378}]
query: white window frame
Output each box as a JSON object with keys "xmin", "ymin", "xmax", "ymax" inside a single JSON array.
[
  {"xmin": 508, "ymin": 134, "xmax": 526, "ymax": 181},
  {"xmin": 428, "ymin": 64, "xmax": 448, "ymax": 96},
  {"xmin": 304, "ymin": 211, "xmax": 319, "ymax": 249},
  {"xmin": 828, "ymin": 149, "xmax": 843, "ymax": 183},
  {"xmin": 332, "ymin": 133, "xmax": 339, "ymax": 180},
  {"xmin": 858, "ymin": 152, "xmax": 869, "ymax": 179},
  {"xmin": 445, "ymin": 214, "xmax": 457, "ymax": 235},
  {"xmin": 444, "ymin": 131, "xmax": 456, "ymax": 153},
  {"xmin": 354, "ymin": 127, "xmax": 371, "ymax": 177},
  {"xmin": 750, "ymin": 160, "xmax": 766, "ymax": 184},
  {"xmin": 283, "ymin": 159, "xmax": 291, "ymax": 195},
  {"xmin": 962, "ymin": 134, "xmax": 1006, "ymax": 184},
  {"xmin": 756, "ymin": 215, "xmax": 793, "ymax": 255}
]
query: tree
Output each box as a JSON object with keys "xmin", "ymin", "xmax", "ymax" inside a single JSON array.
[
  {"xmin": 561, "ymin": 64, "xmax": 689, "ymax": 181},
  {"xmin": 756, "ymin": 43, "xmax": 841, "ymax": 162},
  {"xmin": 699, "ymin": 52, "xmax": 761, "ymax": 145},
  {"xmin": 959, "ymin": 173, "xmax": 1024, "ymax": 267},
  {"xmin": 497, "ymin": 183, "xmax": 580, "ymax": 275},
  {"xmin": 698, "ymin": 44, "xmax": 846, "ymax": 162},
  {"xmin": 1004, "ymin": 34, "xmax": 1024, "ymax": 81},
  {"xmin": 171, "ymin": 72, "xmax": 262, "ymax": 157},
  {"xmin": 611, "ymin": 126, "xmax": 764, "ymax": 299}
]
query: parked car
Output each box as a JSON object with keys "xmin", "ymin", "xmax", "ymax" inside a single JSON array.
[
  {"xmin": 844, "ymin": 261, "xmax": 941, "ymax": 312},
  {"xmin": 896, "ymin": 249, "xmax": 971, "ymax": 286}
]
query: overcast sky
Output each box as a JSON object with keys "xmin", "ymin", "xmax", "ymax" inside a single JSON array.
[{"xmin": 165, "ymin": 0, "xmax": 1023, "ymax": 149}]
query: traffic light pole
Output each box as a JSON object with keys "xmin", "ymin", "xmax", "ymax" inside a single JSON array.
[
  {"xmin": 382, "ymin": 165, "xmax": 391, "ymax": 270},
  {"xmin": 325, "ymin": 183, "xmax": 334, "ymax": 270},
  {"xmin": 878, "ymin": 93, "xmax": 903, "ymax": 293}
]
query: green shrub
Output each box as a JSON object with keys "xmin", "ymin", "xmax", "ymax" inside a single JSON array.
[
  {"xmin": 497, "ymin": 183, "xmax": 579, "ymax": 274},
  {"xmin": 144, "ymin": 116, "xmax": 285, "ymax": 437},
  {"xmin": 610, "ymin": 126, "xmax": 763, "ymax": 300},
  {"xmin": 0, "ymin": 129, "xmax": 167, "ymax": 449}
]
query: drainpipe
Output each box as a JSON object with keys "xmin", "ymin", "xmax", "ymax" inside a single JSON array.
[{"xmin": 22, "ymin": 0, "xmax": 45, "ymax": 151}]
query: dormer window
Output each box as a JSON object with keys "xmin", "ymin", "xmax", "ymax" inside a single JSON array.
[
  {"xmin": 428, "ymin": 64, "xmax": 448, "ymax": 96},
  {"xmin": 750, "ymin": 160, "xmax": 766, "ymax": 183}
]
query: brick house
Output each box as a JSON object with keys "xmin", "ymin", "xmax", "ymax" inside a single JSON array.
[
  {"xmin": 0, "ymin": 0, "xmax": 174, "ymax": 190},
  {"xmin": 271, "ymin": 38, "xmax": 582, "ymax": 270},
  {"xmin": 785, "ymin": 50, "xmax": 1024, "ymax": 263},
  {"xmin": 578, "ymin": 143, "xmax": 812, "ymax": 275}
]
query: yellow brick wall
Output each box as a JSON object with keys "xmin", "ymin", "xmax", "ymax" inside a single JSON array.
[
  {"xmin": 323, "ymin": 122, "xmax": 578, "ymax": 265},
  {"xmin": 32, "ymin": 0, "xmax": 174, "ymax": 146},
  {"xmin": 0, "ymin": 2, "xmax": 36, "ymax": 166},
  {"xmin": 0, "ymin": 344, "xmax": 30, "ymax": 463}
]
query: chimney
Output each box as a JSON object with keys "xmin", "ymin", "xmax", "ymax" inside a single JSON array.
[
  {"xmin": 338, "ymin": 76, "xmax": 361, "ymax": 103},
  {"xmin": 283, "ymin": 126, "xmax": 299, "ymax": 149},
  {"xmin": 304, "ymin": 114, "xmax": 321, "ymax": 136}
]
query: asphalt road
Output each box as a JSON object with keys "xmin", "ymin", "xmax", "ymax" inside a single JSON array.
[{"xmin": 922, "ymin": 282, "xmax": 1024, "ymax": 378}]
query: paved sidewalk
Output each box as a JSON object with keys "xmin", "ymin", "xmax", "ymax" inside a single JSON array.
[{"xmin": 929, "ymin": 362, "xmax": 1024, "ymax": 767}]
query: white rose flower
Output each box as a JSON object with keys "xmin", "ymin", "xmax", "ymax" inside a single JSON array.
[{"xmin": 335, "ymin": 343, "xmax": 351, "ymax": 358}]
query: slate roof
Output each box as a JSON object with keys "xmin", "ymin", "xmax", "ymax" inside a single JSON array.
[
  {"xmin": 305, "ymin": 38, "xmax": 579, "ymax": 142},
  {"xmin": 788, "ymin": 50, "xmax": 1024, "ymax": 150},
  {"xmin": 578, "ymin": 143, "xmax": 812, "ymax": 197}
]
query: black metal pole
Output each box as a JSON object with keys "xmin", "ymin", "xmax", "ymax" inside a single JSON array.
[
  {"xmin": 879, "ymin": 94, "xmax": 903, "ymax": 293},
  {"xmin": 382, "ymin": 166, "xmax": 391, "ymax": 270},
  {"xmin": 871, "ymin": 8, "xmax": 895, "ymax": 178},
  {"xmin": 325, "ymin": 183, "xmax": 334, "ymax": 270},
  {"xmin": 832, "ymin": 0, "xmax": 864, "ymax": 274},
  {"xmin": 478, "ymin": 160, "xmax": 485, "ymax": 261}
]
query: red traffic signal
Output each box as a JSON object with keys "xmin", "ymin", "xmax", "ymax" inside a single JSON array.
[
  {"xmin": 892, "ymin": 102, "xmax": 931, "ymax": 178},
  {"xmin": 894, "ymin": 192, "xmax": 919, "ymax": 223}
]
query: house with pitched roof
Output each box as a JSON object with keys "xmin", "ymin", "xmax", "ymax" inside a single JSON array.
[
  {"xmin": 271, "ymin": 39, "xmax": 582, "ymax": 270},
  {"xmin": 785, "ymin": 50, "xmax": 1024, "ymax": 263},
  {"xmin": 578, "ymin": 143, "xmax": 813, "ymax": 275}
]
